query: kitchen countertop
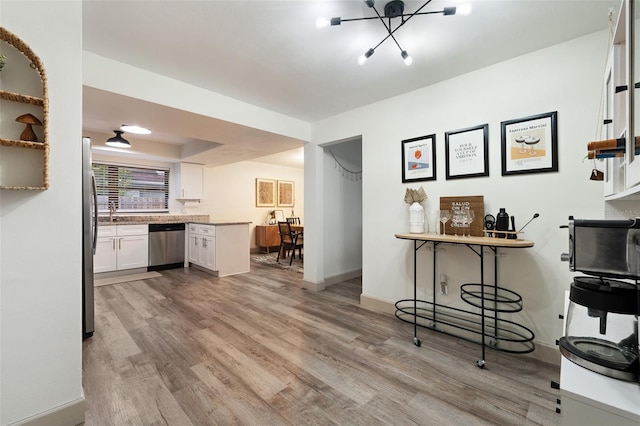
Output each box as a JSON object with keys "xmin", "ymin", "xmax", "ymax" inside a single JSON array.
[
  {"xmin": 190, "ymin": 221, "xmax": 252, "ymax": 226},
  {"xmin": 98, "ymin": 215, "xmax": 252, "ymax": 227},
  {"xmin": 98, "ymin": 214, "xmax": 209, "ymax": 225}
]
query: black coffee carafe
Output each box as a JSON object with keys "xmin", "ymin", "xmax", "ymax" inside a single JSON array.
[{"xmin": 496, "ymin": 208, "xmax": 510, "ymax": 238}]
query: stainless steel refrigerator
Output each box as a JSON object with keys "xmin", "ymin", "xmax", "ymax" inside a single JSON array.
[{"xmin": 82, "ymin": 137, "xmax": 98, "ymax": 338}]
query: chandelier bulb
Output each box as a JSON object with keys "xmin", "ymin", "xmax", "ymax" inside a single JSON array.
[
  {"xmin": 401, "ymin": 50, "xmax": 413, "ymax": 66},
  {"xmin": 316, "ymin": 18, "xmax": 330, "ymax": 28},
  {"xmin": 358, "ymin": 48, "xmax": 375, "ymax": 65}
]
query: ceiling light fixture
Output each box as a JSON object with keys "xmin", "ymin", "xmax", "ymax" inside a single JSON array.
[
  {"xmin": 105, "ymin": 130, "xmax": 131, "ymax": 148},
  {"xmin": 318, "ymin": 0, "xmax": 470, "ymax": 66},
  {"xmin": 120, "ymin": 124, "xmax": 151, "ymax": 134}
]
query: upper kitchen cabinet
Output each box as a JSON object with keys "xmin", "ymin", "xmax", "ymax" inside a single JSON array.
[
  {"xmin": 603, "ymin": 0, "xmax": 640, "ymax": 200},
  {"xmin": 627, "ymin": 0, "xmax": 640, "ymax": 189},
  {"xmin": 173, "ymin": 162, "xmax": 205, "ymax": 200},
  {"xmin": 0, "ymin": 27, "xmax": 49, "ymax": 190}
]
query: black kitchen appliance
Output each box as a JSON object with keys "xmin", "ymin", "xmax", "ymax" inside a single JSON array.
[{"xmin": 560, "ymin": 217, "xmax": 639, "ymax": 382}]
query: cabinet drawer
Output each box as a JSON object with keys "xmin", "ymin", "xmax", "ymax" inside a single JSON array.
[
  {"xmin": 117, "ymin": 224, "xmax": 148, "ymax": 236},
  {"xmin": 188, "ymin": 224, "xmax": 199, "ymax": 233},
  {"xmin": 97, "ymin": 225, "xmax": 116, "ymax": 237},
  {"xmin": 199, "ymin": 225, "xmax": 215, "ymax": 236}
]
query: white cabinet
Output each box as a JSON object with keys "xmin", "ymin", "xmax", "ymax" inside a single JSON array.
[
  {"xmin": 94, "ymin": 224, "xmax": 149, "ymax": 273},
  {"xmin": 174, "ymin": 162, "xmax": 205, "ymax": 200},
  {"xmin": 188, "ymin": 224, "xmax": 216, "ymax": 271},
  {"xmin": 188, "ymin": 222, "xmax": 250, "ymax": 277},
  {"xmin": 601, "ymin": 1, "xmax": 640, "ymax": 200},
  {"xmin": 94, "ymin": 236, "xmax": 118, "ymax": 274}
]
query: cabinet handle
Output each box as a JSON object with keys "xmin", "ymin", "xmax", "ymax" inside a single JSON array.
[
  {"xmin": 194, "ymin": 236, "xmax": 198, "ymax": 246},
  {"xmin": 203, "ymin": 238, "xmax": 207, "ymax": 248},
  {"xmin": 119, "ymin": 237, "xmax": 122, "ymax": 250},
  {"xmin": 112, "ymin": 238, "xmax": 116, "ymax": 250}
]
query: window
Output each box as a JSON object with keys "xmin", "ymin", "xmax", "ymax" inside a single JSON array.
[{"xmin": 93, "ymin": 163, "xmax": 169, "ymax": 213}]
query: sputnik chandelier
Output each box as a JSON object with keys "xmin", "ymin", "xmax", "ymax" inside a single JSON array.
[{"xmin": 317, "ymin": 0, "xmax": 470, "ymax": 66}]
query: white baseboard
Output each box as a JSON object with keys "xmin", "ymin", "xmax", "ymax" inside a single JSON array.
[
  {"xmin": 324, "ymin": 269, "xmax": 362, "ymax": 287},
  {"xmin": 523, "ymin": 341, "xmax": 561, "ymax": 366},
  {"xmin": 94, "ymin": 267, "xmax": 148, "ymax": 279},
  {"xmin": 303, "ymin": 269, "xmax": 362, "ymax": 292},
  {"xmin": 360, "ymin": 293, "xmax": 396, "ymax": 315},
  {"xmin": 302, "ymin": 279, "xmax": 325, "ymax": 291},
  {"xmin": 360, "ymin": 293, "xmax": 561, "ymax": 366},
  {"xmin": 13, "ymin": 397, "xmax": 85, "ymax": 426}
]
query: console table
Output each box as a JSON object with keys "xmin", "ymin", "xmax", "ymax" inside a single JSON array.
[
  {"xmin": 394, "ymin": 233, "xmax": 535, "ymax": 368},
  {"xmin": 255, "ymin": 225, "xmax": 280, "ymax": 253}
]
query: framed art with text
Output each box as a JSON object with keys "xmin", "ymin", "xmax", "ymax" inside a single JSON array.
[
  {"xmin": 255, "ymin": 178, "xmax": 276, "ymax": 207},
  {"xmin": 501, "ymin": 111, "xmax": 558, "ymax": 176},
  {"xmin": 445, "ymin": 124, "xmax": 489, "ymax": 180},
  {"xmin": 401, "ymin": 134, "xmax": 436, "ymax": 182}
]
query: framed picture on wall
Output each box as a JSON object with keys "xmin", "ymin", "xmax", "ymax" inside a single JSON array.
[
  {"xmin": 445, "ymin": 124, "xmax": 489, "ymax": 180},
  {"xmin": 277, "ymin": 180, "xmax": 295, "ymax": 207},
  {"xmin": 401, "ymin": 134, "xmax": 436, "ymax": 182},
  {"xmin": 256, "ymin": 178, "xmax": 276, "ymax": 207},
  {"xmin": 501, "ymin": 111, "xmax": 558, "ymax": 176}
]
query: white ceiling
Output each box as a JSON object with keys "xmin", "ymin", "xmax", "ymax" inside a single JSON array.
[{"xmin": 82, "ymin": 0, "xmax": 618, "ymax": 167}]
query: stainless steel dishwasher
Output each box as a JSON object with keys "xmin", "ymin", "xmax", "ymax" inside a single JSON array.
[{"xmin": 148, "ymin": 223, "xmax": 186, "ymax": 270}]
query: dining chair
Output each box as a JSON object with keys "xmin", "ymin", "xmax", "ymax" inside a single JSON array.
[
  {"xmin": 276, "ymin": 221, "xmax": 303, "ymax": 265},
  {"xmin": 286, "ymin": 217, "xmax": 301, "ymax": 225}
]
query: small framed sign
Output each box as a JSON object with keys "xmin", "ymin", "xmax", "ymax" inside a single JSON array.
[{"xmin": 439, "ymin": 195, "xmax": 484, "ymax": 236}]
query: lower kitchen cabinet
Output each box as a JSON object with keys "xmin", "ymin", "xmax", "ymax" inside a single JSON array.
[
  {"xmin": 188, "ymin": 222, "xmax": 249, "ymax": 277},
  {"xmin": 94, "ymin": 224, "xmax": 149, "ymax": 273},
  {"xmin": 188, "ymin": 224, "xmax": 216, "ymax": 271}
]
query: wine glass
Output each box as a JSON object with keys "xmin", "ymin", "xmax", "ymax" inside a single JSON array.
[
  {"xmin": 457, "ymin": 211, "xmax": 468, "ymax": 237},
  {"xmin": 466, "ymin": 210, "xmax": 476, "ymax": 237},
  {"xmin": 439, "ymin": 210, "xmax": 450, "ymax": 235}
]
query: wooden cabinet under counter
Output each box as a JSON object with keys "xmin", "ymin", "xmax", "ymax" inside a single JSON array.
[{"xmin": 255, "ymin": 225, "xmax": 280, "ymax": 253}]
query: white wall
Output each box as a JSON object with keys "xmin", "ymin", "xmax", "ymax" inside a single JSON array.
[
  {"xmin": 0, "ymin": 1, "xmax": 83, "ymax": 424},
  {"xmin": 83, "ymin": 52, "xmax": 310, "ymax": 144},
  {"xmin": 204, "ymin": 161, "xmax": 304, "ymax": 250},
  {"xmin": 310, "ymin": 31, "xmax": 614, "ymax": 358},
  {"xmin": 323, "ymin": 139, "xmax": 362, "ymax": 279}
]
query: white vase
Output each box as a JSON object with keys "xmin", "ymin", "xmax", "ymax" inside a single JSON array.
[{"xmin": 409, "ymin": 202, "xmax": 425, "ymax": 233}]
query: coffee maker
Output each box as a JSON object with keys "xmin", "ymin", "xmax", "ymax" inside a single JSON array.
[{"xmin": 560, "ymin": 217, "xmax": 639, "ymax": 382}]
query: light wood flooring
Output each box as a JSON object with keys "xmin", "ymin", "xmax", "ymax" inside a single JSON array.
[{"xmin": 82, "ymin": 262, "xmax": 560, "ymax": 425}]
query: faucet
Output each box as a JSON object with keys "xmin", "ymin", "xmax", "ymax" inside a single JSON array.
[{"xmin": 109, "ymin": 201, "xmax": 116, "ymax": 222}]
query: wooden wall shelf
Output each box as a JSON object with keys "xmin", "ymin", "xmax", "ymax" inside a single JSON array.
[{"xmin": 0, "ymin": 26, "xmax": 49, "ymax": 190}]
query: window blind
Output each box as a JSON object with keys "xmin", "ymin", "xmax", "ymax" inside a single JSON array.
[{"xmin": 93, "ymin": 163, "xmax": 169, "ymax": 212}]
